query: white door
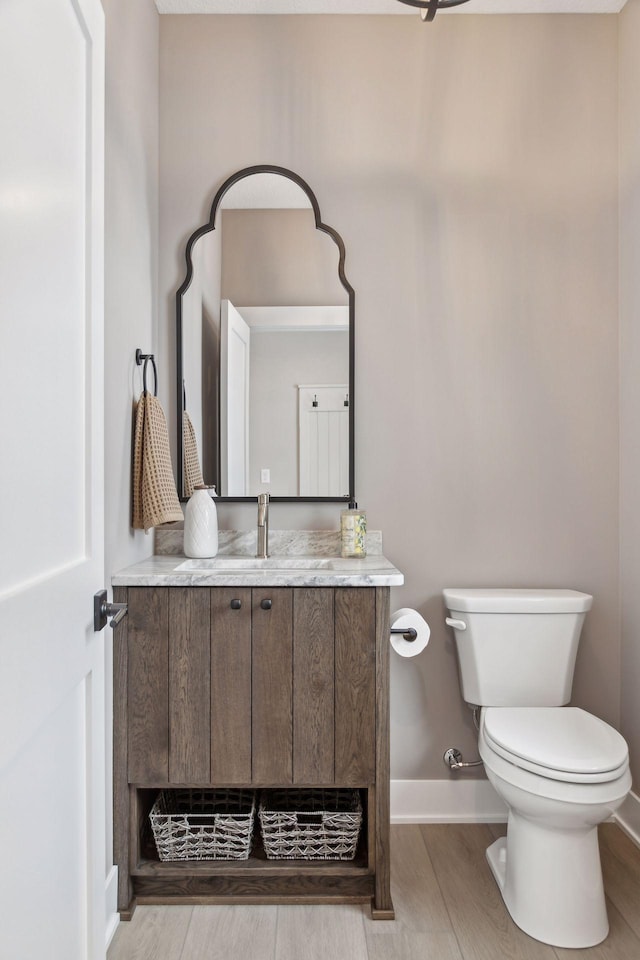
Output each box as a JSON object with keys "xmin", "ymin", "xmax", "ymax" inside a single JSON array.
[
  {"xmin": 220, "ymin": 300, "xmax": 250, "ymax": 496},
  {"xmin": 298, "ymin": 385, "xmax": 349, "ymax": 496},
  {"xmin": 0, "ymin": 1, "xmax": 106, "ymax": 958}
]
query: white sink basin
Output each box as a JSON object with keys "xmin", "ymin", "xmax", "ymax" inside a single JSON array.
[{"xmin": 174, "ymin": 556, "xmax": 337, "ymax": 573}]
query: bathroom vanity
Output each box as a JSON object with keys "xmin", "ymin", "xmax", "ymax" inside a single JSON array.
[
  {"xmin": 112, "ymin": 536, "xmax": 403, "ymax": 920},
  {"xmin": 111, "ymin": 166, "xmax": 404, "ymax": 918}
]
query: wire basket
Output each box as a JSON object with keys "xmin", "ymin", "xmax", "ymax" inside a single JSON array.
[
  {"xmin": 259, "ymin": 789, "xmax": 362, "ymax": 860},
  {"xmin": 150, "ymin": 788, "xmax": 255, "ymax": 861}
]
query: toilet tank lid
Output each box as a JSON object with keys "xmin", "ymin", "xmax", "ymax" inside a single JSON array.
[{"xmin": 443, "ymin": 588, "xmax": 593, "ymax": 614}]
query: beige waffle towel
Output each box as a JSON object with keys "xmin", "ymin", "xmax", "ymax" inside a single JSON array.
[
  {"xmin": 183, "ymin": 410, "xmax": 205, "ymax": 498},
  {"xmin": 132, "ymin": 392, "xmax": 184, "ymax": 531}
]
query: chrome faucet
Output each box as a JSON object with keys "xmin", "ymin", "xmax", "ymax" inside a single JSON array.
[{"xmin": 256, "ymin": 492, "xmax": 269, "ymax": 558}]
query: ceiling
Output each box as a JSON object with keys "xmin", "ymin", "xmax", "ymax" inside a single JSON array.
[{"xmin": 155, "ymin": 1, "xmax": 628, "ymax": 14}]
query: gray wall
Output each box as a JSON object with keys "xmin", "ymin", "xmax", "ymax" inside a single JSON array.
[
  {"xmin": 159, "ymin": 14, "xmax": 621, "ymax": 782},
  {"xmin": 104, "ymin": 0, "xmax": 159, "ymax": 575},
  {"xmin": 620, "ymin": 0, "xmax": 640, "ymax": 790}
]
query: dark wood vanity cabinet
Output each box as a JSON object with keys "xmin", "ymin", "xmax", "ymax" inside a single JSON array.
[{"xmin": 113, "ymin": 584, "xmax": 392, "ymax": 919}]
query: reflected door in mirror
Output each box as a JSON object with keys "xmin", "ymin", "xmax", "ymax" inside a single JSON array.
[{"xmin": 299, "ymin": 386, "xmax": 349, "ymax": 497}]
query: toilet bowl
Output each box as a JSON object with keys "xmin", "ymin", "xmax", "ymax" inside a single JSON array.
[
  {"xmin": 479, "ymin": 707, "xmax": 631, "ymax": 948},
  {"xmin": 443, "ymin": 588, "xmax": 631, "ymax": 949}
]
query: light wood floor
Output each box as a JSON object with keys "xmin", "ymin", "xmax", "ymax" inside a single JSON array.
[{"xmin": 108, "ymin": 822, "xmax": 640, "ymax": 960}]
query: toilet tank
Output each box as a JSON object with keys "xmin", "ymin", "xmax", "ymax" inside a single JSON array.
[{"xmin": 443, "ymin": 589, "xmax": 593, "ymax": 707}]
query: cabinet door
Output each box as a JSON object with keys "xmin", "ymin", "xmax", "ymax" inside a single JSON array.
[
  {"xmin": 128, "ymin": 587, "xmax": 211, "ymax": 785},
  {"xmin": 335, "ymin": 588, "xmax": 376, "ymax": 784},
  {"xmin": 252, "ymin": 588, "xmax": 293, "ymax": 784},
  {"xmin": 211, "ymin": 587, "xmax": 252, "ymax": 783}
]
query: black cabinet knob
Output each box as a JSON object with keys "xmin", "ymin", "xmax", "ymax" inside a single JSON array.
[
  {"xmin": 261, "ymin": 598, "xmax": 272, "ymax": 610},
  {"xmin": 230, "ymin": 599, "xmax": 241, "ymax": 610}
]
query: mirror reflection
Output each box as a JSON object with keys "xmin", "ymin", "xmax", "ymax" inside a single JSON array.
[{"xmin": 177, "ymin": 168, "xmax": 353, "ymax": 501}]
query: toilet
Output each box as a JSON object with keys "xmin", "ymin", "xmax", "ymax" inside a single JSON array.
[{"xmin": 443, "ymin": 588, "xmax": 631, "ymax": 949}]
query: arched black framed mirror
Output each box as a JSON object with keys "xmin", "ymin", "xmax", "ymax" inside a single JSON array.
[{"xmin": 176, "ymin": 165, "xmax": 355, "ymax": 504}]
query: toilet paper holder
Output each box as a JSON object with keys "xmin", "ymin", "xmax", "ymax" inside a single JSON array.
[{"xmin": 390, "ymin": 626, "xmax": 417, "ymax": 642}]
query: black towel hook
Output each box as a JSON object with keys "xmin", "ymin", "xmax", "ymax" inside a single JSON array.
[{"xmin": 136, "ymin": 348, "xmax": 157, "ymax": 397}]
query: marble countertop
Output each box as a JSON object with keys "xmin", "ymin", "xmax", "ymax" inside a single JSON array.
[{"xmin": 112, "ymin": 553, "xmax": 404, "ymax": 588}]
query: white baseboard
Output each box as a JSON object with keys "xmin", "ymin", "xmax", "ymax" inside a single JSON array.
[
  {"xmin": 105, "ymin": 865, "xmax": 120, "ymax": 949},
  {"xmin": 615, "ymin": 790, "xmax": 640, "ymax": 847},
  {"xmin": 391, "ymin": 778, "xmax": 508, "ymax": 824},
  {"xmin": 391, "ymin": 780, "xmax": 640, "ymax": 842}
]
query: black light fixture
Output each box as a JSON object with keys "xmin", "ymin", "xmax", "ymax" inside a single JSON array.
[{"xmin": 397, "ymin": 0, "xmax": 472, "ymax": 23}]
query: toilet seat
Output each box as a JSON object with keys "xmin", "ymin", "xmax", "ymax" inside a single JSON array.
[{"xmin": 482, "ymin": 707, "xmax": 629, "ymax": 784}]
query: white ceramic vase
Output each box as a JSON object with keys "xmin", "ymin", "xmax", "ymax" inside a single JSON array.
[{"xmin": 184, "ymin": 485, "xmax": 218, "ymax": 558}]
